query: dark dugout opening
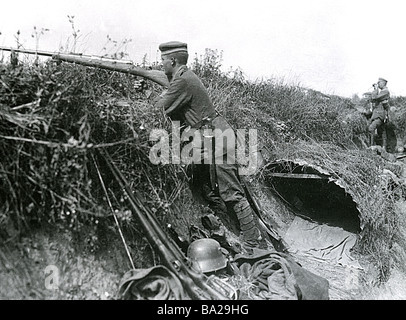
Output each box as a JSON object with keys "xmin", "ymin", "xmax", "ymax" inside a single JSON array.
[{"xmin": 266, "ymin": 161, "xmax": 361, "ymax": 234}]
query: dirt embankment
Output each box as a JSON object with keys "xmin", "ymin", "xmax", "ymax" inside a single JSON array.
[
  {"xmin": 1, "ymin": 57, "xmax": 406, "ymax": 300},
  {"xmin": 0, "ymin": 227, "xmax": 150, "ymax": 299},
  {"xmin": 3, "ymin": 178, "xmax": 405, "ymax": 300}
]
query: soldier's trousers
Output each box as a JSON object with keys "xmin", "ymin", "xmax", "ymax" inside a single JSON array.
[
  {"xmin": 368, "ymin": 118, "xmax": 387, "ymax": 147},
  {"xmin": 189, "ymin": 163, "xmax": 260, "ymax": 243}
]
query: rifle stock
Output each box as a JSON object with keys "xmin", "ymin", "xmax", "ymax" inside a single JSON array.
[{"xmin": 0, "ymin": 46, "xmax": 169, "ymax": 88}]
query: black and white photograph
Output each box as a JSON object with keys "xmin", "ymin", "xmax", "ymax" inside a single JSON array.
[{"xmin": 1, "ymin": 0, "xmax": 406, "ymax": 307}]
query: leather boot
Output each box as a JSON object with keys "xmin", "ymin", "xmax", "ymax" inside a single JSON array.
[{"xmin": 233, "ymin": 199, "xmax": 263, "ymax": 249}]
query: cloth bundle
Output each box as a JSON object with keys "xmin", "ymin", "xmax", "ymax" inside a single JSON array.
[
  {"xmin": 234, "ymin": 249, "xmax": 329, "ymax": 300},
  {"xmin": 238, "ymin": 254, "xmax": 298, "ymax": 299},
  {"xmin": 118, "ymin": 265, "xmax": 187, "ymax": 300}
]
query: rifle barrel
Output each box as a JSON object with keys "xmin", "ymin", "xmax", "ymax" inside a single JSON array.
[
  {"xmin": 0, "ymin": 46, "xmax": 54, "ymax": 57},
  {"xmin": 0, "ymin": 46, "xmax": 169, "ymax": 87}
]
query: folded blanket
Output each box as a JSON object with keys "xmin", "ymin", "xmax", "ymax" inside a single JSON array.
[{"xmin": 234, "ymin": 249, "xmax": 329, "ymax": 300}]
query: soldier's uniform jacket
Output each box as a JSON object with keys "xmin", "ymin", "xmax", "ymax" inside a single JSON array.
[
  {"xmin": 370, "ymin": 86, "xmax": 390, "ymax": 121},
  {"xmin": 155, "ymin": 65, "xmax": 235, "ymax": 162}
]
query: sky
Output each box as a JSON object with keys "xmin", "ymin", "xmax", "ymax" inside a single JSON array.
[{"xmin": 0, "ymin": 0, "xmax": 405, "ymax": 98}]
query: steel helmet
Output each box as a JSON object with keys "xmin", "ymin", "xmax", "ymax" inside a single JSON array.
[{"xmin": 187, "ymin": 238, "xmax": 227, "ymax": 273}]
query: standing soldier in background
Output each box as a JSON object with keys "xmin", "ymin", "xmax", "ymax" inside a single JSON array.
[
  {"xmin": 368, "ymin": 77, "xmax": 390, "ymax": 150},
  {"xmin": 153, "ymin": 41, "xmax": 268, "ymax": 252}
]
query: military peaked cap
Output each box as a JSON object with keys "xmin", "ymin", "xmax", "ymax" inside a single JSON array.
[
  {"xmin": 159, "ymin": 41, "xmax": 188, "ymax": 55},
  {"xmin": 378, "ymin": 77, "xmax": 388, "ymax": 83}
]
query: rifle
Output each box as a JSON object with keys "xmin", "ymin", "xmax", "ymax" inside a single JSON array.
[
  {"xmin": 95, "ymin": 147, "xmax": 232, "ymax": 300},
  {"xmin": 0, "ymin": 46, "xmax": 169, "ymax": 88}
]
